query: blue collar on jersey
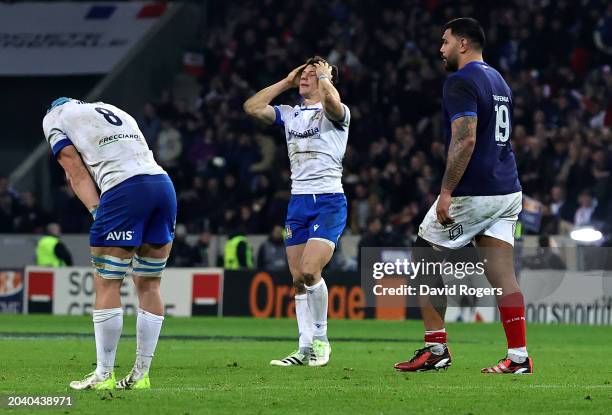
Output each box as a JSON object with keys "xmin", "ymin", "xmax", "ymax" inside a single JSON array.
[
  {"xmin": 299, "ymin": 102, "xmax": 323, "ymax": 111},
  {"xmin": 47, "ymin": 97, "xmax": 72, "ymax": 113}
]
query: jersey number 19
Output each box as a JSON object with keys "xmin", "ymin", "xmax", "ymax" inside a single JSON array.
[{"xmin": 494, "ymin": 104, "xmax": 510, "ymax": 143}]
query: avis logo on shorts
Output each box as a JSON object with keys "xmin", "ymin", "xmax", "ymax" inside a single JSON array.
[{"xmin": 105, "ymin": 231, "xmax": 134, "ymax": 241}]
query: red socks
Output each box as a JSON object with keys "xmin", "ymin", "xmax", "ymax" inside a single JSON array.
[
  {"xmin": 498, "ymin": 291, "xmax": 527, "ymax": 349},
  {"xmin": 424, "ymin": 329, "xmax": 447, "ymax": 344}
]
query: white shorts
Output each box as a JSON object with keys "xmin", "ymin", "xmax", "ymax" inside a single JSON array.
[{"xmin": 418, "ymin": 191, "xmax": 522, "ymax": 249}]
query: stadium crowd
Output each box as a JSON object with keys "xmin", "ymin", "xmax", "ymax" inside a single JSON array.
[{"xmin": 1, "ymin": 0, "xmax": 611, "ymax": 256}]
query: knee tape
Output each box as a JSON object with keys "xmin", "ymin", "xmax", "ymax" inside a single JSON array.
[
  {"xmin": 131, "ymin": 254, "xmax": 168, "ymax": 277},
  {"xmin": 91, "ymin": 255, "xmax": 131, "ymax": 279}
]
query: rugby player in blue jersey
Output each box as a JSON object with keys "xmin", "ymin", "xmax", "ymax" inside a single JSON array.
[{"xmin": 394, "ymin": 18, "xmax": 533, "ymax": 374}]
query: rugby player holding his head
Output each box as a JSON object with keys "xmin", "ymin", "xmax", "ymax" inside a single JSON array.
[
  {"xmin": 43, "ymin": 98, "xmax": 177, "ymax": 389},
  {"xmin": 394, "ymin": 18, "xmax": 533, "ymax": 374},
  {"xmin": 244, "ymin": 57, "xmax": 350, "ymax": 367}
]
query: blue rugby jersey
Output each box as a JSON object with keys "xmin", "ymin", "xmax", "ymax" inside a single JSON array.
[{"xmin": 442, "ymin": 61, "xmax": 521, "ymax": 196}]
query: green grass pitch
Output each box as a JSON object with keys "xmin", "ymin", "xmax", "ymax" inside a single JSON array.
[{"xmin": 0, "ymin": 315, "xmax": 611, "ymax": 414}]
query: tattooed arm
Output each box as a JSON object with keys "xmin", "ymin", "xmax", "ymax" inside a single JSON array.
[
  {"xmin": 443, "ymin": 116, "xmax": 477, "ymax": 191},
  {"xmin": 436, "ymin": 116, "xmax": 477, "ymax": 225}
]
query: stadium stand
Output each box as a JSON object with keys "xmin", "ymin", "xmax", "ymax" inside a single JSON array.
[{"xmin": 2, "ymin": 0, "xmax": 611, "ymax": 262}]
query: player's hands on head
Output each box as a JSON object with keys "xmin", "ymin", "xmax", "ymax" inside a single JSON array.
[
  {"xmin": 314, "ymin": 61, "xmax": 333, "ymax": 81},
  {"xmin": 436, "ymin": 191, "xmax": 455, "ymax": 226},
  {"xmin": 285, "ymin": 64, "xmax": 307, "ymax": 88}
]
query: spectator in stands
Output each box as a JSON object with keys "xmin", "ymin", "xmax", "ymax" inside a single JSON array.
[
  {"xmin": 53, "ymin": 183, "xmax": 89, "ymax": 233},
  {"xmin": 349, "ymin": 183, "xmax": 372, "ymax": 234},
  {"xmin": 176, "ymin": 176, "xmax": 206, "ymax": 231},
  {"xmin": 155, "ymin": 119, "xmax": 182, "ymax": 170},
  {"xmin": 257, "ymin": 225, "xmax": 287, "ymax": 271},
  {"xmin": 174, "ymin": 98, "xmax": 202, "ymax": 139},
  {"xmin": 167, "ymin": 224, "xmax": 199, "ymax": 267},
  {"xmin": 14, "ymin": 191, "xmax": 49, "ymax": 234},
  {"xmin": 195, "ymin": 231, "xmax": 212, "ymax": 267},
  {"xmin": 224, "ymin": 230, "xmax": 254, "ymax": 270},
  {"xmin": 234, "ymin": 133, "xmax": 260, "ymax": 184},
  {"xmin": 565, "ymin": 144, "xmax": 596, "ymax": 199},
  {"xmin": 15, "ymin": 1, "xmax": 612, "ymax": 240},
  {"xmin": 574, "ymin": 190, "xmax": 598, "ymax": 226},
  {"xmin": 187, "ymin": 128, "xmax": 218, "ymax": 175},
  {"xmin": 249, "ymin": 133, "xmax": 275, "ymax": 174},
  {"xmin": 0, "ymin": 194, "xmax": 14, "ymax": 233},
  {"xmin": 327, "ymin": 42, "xmax": 362, "ymax": 73},
  {"xmin": 138, "ymin": 101, "xmax": 161, "ymax": 147},
  {"xmin": 0, "ymin": 176, "xmax": 19, "ymax": 202},
  {"xmin": 236, "ymin": 205, "xmax": 260, "ymax": 234},
  {"xmin": 36, "ymin": 223, "xmax": 72, "ymax": 267},
  {"xmin": 357, "ymin": 217, "xmax": 386, "ymax": 267},
  {"xmin": 594, "ymin": 4, "xmax": 612, "ymax": 55},
  {"xmin": 0, "ymin": 176, "xmax": 19, "ymax": 233},
  {"xmin": 542, "ymin": 185, "xmax": 575, "ymax": 235},
  {"xmin": 592, "ymin": 148, "xmax": 611, "ymax": 200}
]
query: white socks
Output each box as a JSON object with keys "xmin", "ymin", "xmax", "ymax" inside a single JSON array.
[
  {"xmin": 295, "ymin": 294, "xmax": 313, "ymax": 353},
  {"xmin": 134, "ymin": 308, "xmax": 164, "ymax": 379},
  {"xmin": 306, "ymin": 278, "xmax": 328, "ymax": 342},
  {"xmin": 92, "ymin": 307, "xmax": 164, "ymax": 379},
  {"xmin": 93, "ymin": 308, "xmax": 123, "ymax": 377},
  {"xmin": 508, "ymin": 347, "xmax": 528, "ymax": 363}
]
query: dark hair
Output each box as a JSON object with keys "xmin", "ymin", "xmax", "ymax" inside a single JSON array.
[
  {"xmin": 304, "ymin": 56, "xmax": 339, "ymax": 85},
  {"xmin": 443, "ymin": 18, "xmax": 485, "ymax": 50}
]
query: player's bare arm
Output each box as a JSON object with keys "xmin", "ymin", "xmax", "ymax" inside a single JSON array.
[
  {"xmin": 56, "ymin": 145, "xmax": 100, "ymax": 214},
  {"xmin": 243, "ymin": 64, "xmax": 306, "ymax": 124},
  {"xmin": 313, "ymin": 61, "xmax": 344, "ymax": 120},
  {"xmin": 437, "ymin": 115, "xmax": 477, "ymax": 225}
]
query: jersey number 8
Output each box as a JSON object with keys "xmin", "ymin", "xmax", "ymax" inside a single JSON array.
[
  {"xmin": 95, "ymin": 107, "xmax": 123, "ymax": 126},
  {"xmin": 494, "ymin": 104, "xmax": 510, "ymax": 143}
]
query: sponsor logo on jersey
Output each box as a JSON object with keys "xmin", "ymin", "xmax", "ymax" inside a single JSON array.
[
  {"xmin": 288, "ymin": 127, "xmax": 320, "ymax": 139},
  {"xmin": 98, "ymin": 133, "xmax": 143, "ymax": 147},
  {"xmin": 313, "ymin": 224, "xmax": 319, "ymax": 231},
  {"xmin": 493, "ymin": 94, "xmax": 509, "ymax": 102},
  {"xmin": 105, "ymin": 231, "xmax": 134, "ymax": 241}
]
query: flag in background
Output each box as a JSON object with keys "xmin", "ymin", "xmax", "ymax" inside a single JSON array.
[
  {"xmin": 520, "ymin": 195, "xmax": 543, "ymax": 233},
  {"xmin": 183, "ymin": 52, "xmax": 205, "ymax": 77},
  {"xmin": 137, "ymin": 2, "xmax": 167, "ymax": 19},
  {"xmin": 85, "ymin": 3, "xmax": 167, "ymax": 20}
]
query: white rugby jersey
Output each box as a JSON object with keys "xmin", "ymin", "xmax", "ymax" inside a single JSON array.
[
  {"xmin": 43, "ymin": 100, "xmax": 165, "ymax": 194},
  {"xmin": 274, "ymin": 102, "xmax": 350, "ymax": 194}
]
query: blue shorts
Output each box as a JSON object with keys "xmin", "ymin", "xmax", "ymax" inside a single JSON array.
[
  {"xmin": 284, "ymin": 193, "xmax": 347, "ymax": 248},
  {"xmin": 90, "ymin": 174, "xmax": 177, "ymax": 247}
]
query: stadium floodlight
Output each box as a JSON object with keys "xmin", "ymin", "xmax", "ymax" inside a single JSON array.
[{"xmin": 570, "ymin": 227, "xmax": 603, "ymax": 243}]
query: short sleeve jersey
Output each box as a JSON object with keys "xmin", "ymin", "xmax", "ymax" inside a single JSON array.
[
  {"xmin": 442, "ymin": 61, "xmax": 521, "ymax": 196},
  {"xmin": 273, "ymin": 102, "xmax": 350, "ymax": 194},
  {"xmin": 43, "ymin": 101, "xmax": 165, "ymax": 194}
]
